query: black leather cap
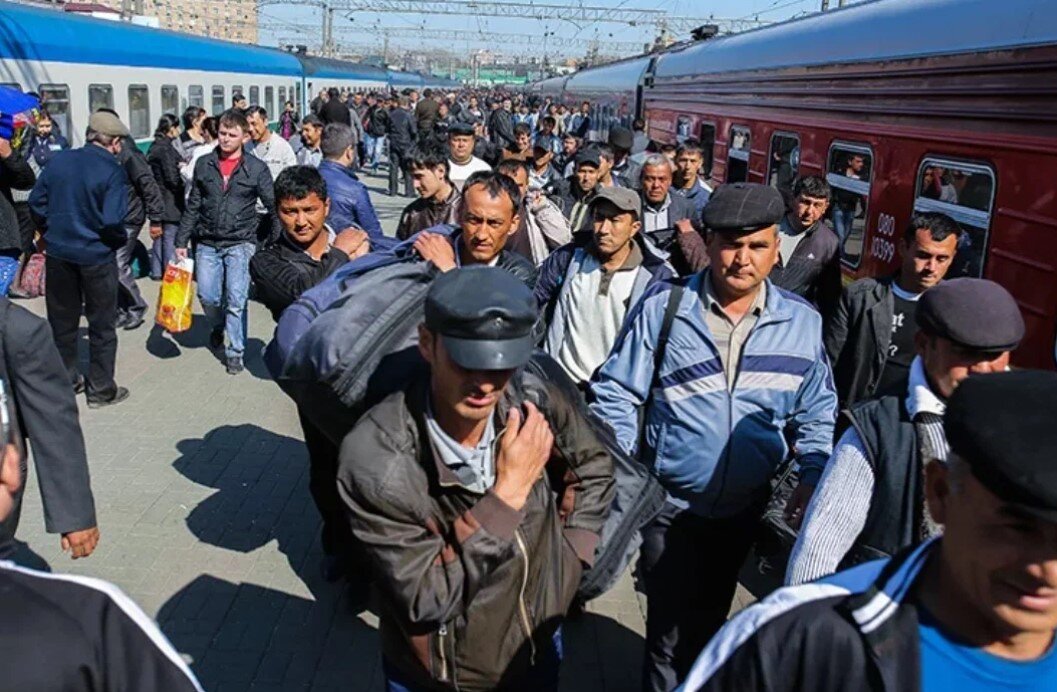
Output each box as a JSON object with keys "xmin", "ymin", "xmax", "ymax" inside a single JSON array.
[
  {"xmin": 575, "ymin": 148, "xmax": 601, "ymax": 168},
  {"xmin": 609, "ymin": 126, "xmax": 634, "ymax": 151},
  {"xmin": 945, "ymin": 370, "xmax": 1057, "ymax": 522},
  {"xmin": 916, "ymin": 278, "xmax": 1024, "ymax": 352},
  {"xmin": 424, "ymin": 267, "xmax": 537, "ymax": 371},
  {"xmin": 702, "ymin": 183, "xmax": 785, "ymax": 233},
  {"xmin": 449, "ymin": 121, "xmax": 475, "ymax": 136}
]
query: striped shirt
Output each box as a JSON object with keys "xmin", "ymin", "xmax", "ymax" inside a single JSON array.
[{"xmin": 701, "ymin": 273, "xmax": 767, "ymax": 389}]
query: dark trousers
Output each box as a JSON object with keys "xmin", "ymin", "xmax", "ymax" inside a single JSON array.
[
  {"xmin": 297, "ymin": 410, "xmax": 355, "ymax": 557},
  {"xmin": 45, "ymin": 256, "xmax": 119, "ymax": 402},
  {"xmin": 388, "ymin": 148, "xmax": 414, "ymax": 197},
  {"xmin": 640, "ymin": 501, "xmax": 760, "ymax": 692},
  {"xmin": 116, "ymin": 225, "xmax": 147, "ymax": 321}
]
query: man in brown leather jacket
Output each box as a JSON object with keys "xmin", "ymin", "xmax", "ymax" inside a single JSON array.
[
  {"xmin": 337, "ymin": 266, "xmax": 614, "ymax": 691},
  {"xmin": 396, "ymin": 145, "xmax": 461, "ymax": 241}
]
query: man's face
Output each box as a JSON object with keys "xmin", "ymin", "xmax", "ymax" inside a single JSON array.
[
  {"xmin": 37, "ymin": 119, "xmax": 53, "ymax": 137},
  {"xmin": 449, "ymin": 134, "xmax": 475, "ymax": 163},
  {"xmin": 793, "ymin": 194, "xmax": 830, "ymax": 230},
  {"xmin": 541, "ymin": 121, "xmax": 554, "ymax": 135},
  {"xmin": 469, "ymin": 97, "xmax": 478, "ymax": 108},
  {"xmin": 503, "ymin": 99, "xmax": 512, "ymax": 111},
  {"xmin": 235, "ymin": 98, "xmax": 248, "ymax": 110},
  {"xmin": 301, "ymin": 123, "xmax": 321, "ymax": 148},
  {"xmin": 459, "ymin": 184, "xmax": 519, "ymax": 264},
  {"xmin": 410, "ymin": 164, "xmax": 448, "ymax": 199},
  {"xmin": 246, "ymin": 113, "xmax": 268, "ymax": 142},
  {"xmin": 707, "ymin": 226, "xmax": 780, "ymax": 299},
  {"xmin": 419, "ymin": 328, "xmax": 515, "ymax": 424},
  {"xmin": 277, "ymin": 192, "xmax": 330, "ymax": 248},
  {"xmin": 926, "ymin": 458, "xmax": 1057, "ymax": 645},
  {"xmin": 576, "ymin": 163, "xmax": 601, "ymax": 191},
  {"xmin": 515, "ymin": 131, "xmax": 530, "ymax": 151},
  {"xmin": 353, "ymin": 94, "xmax": 363, "ymax": 106},
  {"xmin": 598, "ymin": 156, "xmax": 613, "ymax": 180},
  {"xmin": 580, "ymin": 103, "xmax": 590, "ymax": 115},
  {"xmin": 217, "ymin": 123, "xmax": 246, "ymax": 155},
  {"xmin": 917, "ymin": 334, "xmax": 1010, "ymax": 398},
  {"xmin": 642, "ymin": 164, "xmax": 672, "ymax": 204},
  {"xmin": 533, "ymin": 148, "xmax": 553, "ymax": 169},
  {"xmin": 507, "ymin": 168, "xmax": 529, "ymax": 199},
  {"xmin": 675, "ymin": 151, "xmax": 702, "ymax": 183},
  {"xmin": 849, "ymin": 155, "xmax": 865, "ymax": 174},
  {"xmin": 592, "ymin": 201, "xmax": 640, "ymax": 260},
  {"xmin": 901, "ymin": 228, "xmax": 959, "ymax": 292},
  {"xmin": 563, "ymin": 137, "xmax": 577, "ymax": 156}
]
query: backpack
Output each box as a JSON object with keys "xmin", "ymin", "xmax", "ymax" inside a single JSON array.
[
  {"xmin": 19, "ymin": 253, "xmax": 45, "ymax": 298},
  {"xmin": 266, "ymin": 226, "xmax": 456, "ymax": 445}
]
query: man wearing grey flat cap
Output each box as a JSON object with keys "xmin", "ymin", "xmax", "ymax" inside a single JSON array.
[
  {"xmin": 591, "ymin": 182, "xmax": 837, "ymax": 691},
  {"xmin": 788, "ymin": 277, "xmax": 1025, "ymax": 586},
  {"xmin": 337, "ymin": 266, "xmax": 614, "ymax": 691},
  {"xmin": 681, "ymin": 370, "xmax": 1057, "ymax": 691},
  {"xmin": 29, "ymin": 110, "xmax": 131, "ymax": 407}
]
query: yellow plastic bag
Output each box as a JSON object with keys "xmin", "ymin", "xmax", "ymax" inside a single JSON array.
[{"xmin": 155, "ymin": 258, "xmax": 195, "ymax": 333}]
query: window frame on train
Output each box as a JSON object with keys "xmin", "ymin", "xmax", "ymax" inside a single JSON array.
[
  {"xmin": 127, "ymin": 84, "xmax": 151, "ymax": 140},
  {"xmin": 278, "ymin": 87, "xmax": 287, "ymax": 111},
  {"xmin": 913, "ymin": 156, "xmax": 997, "ymax": 280},
  {"xmin": 211, "ymin": 86, "xmax": 225, "ymax": 116},
  {"xmin": 767, "ymin": 131, "xmax": 800, "ymax": 204},
  {"xmin": 161, "ymin": 85, "xmax": 179, "ymax": 118},
  {"xmin": 249, "ymin": 86, "xmax": 260, "ymax": 109},
  {"xmin": 726, "ymin": 125, "xmax": 751, "ymax": 183},
  {"xmin": 88, "ymin": 83, "xmax": 114, "ymax": 115},
  {"xmin": 827, "ymin": 141, "xmax": 875, "ymax": 269},
  {"xmin": 698, "ymin": 122, "xmax": 716, "ymax": 183},
  {"xmin": 265, "ymin": 86, "xmax": 275, "ymax": 116},
  {"xmin": 233, "ymin": 85, "xmax": 244, "ymax": 102},
  {"xmin": 38, "ymin": 84, "xmax": 71, "ymax": 140},
  {"xmin": 188, "ymin": 85, "xmax": 204, "ymax": 109}
]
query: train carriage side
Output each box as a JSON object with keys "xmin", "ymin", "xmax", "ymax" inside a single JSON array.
[
  {"xmin": 561, "ymin": 55, "xmax": 651, "ymax": 142},
  {"xmin": 643, "ymin": 0, "xmax": 1057, "ymax": 369},
  {"xmin": 297, "ymin": 55, "xmax": 389, "ymax": 114},
  {"xmin": 0, "ymin": 0, "xmax": 303, "ymax": 149}
]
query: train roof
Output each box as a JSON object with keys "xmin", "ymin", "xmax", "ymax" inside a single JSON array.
[
  {"xmin": 297, "ymin": 55, "xmax": 388, "ymax": 82},
  {"xmin": 0, "ymin": 0, "xmax": 302, "ymax": 76},
  {"xmin": 654, "ymin": 0, "xmax": 1057, "ymax": 80},
  {"xmin": 563, "ymin": 54, "xmax": 652, "ymax": 95},
  {"xmin": 387, "ymin": 70, "xmax": 424, "ymax": 88}
]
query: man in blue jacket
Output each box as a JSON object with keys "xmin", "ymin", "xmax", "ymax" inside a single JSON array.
[
  {"xmin": 29, "ymin": 111, "xmax": 130, "ymax": 407},
  {"xmin": 317, "ymin": 123, "xmax": 390, "ymax": 250},
  {"xmin": 590, "ymin": 182, "xmax": 837, "ymax": 692}
]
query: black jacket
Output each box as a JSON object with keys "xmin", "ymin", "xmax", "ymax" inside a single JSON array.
[
  {"xmin": 146, "ymin": 134, "xmax": 185, "ymax": 224},
  {"xmin": 249, "ymin": 232, "xmax": 351, "ymax": 321},
  {"xmin": 387, "ymin": 107, "xmax": 417, "ymax": 154},
  {"xmin": 396, "ymin": 187, "xmax": 461, "ymax": 240},
  {"xmin": 0, "ymin": 151, "xmax": 34, "ymax": 252},
  {"xmin": 488, "ymin": 107, "xmax": 515, "ymax": 147},
  {"xmin": 689, "ymin": 539, "xmax": 937, "ymax": 692},
  {"xmin": 770, "ymin": 216, "xmax": 842, "ymax": 319},
  {"xmin": 319, "ymin": 98, "xmax": 352, "ymax": 127},
  {"xmin": 116, "ymin": 136, "xmax": 165, "ymax": 228},
  {"xmin": 367, "ymin": 104, "xmax": 389, "ymax": 137},
  {"xmin": 825, "ymin": 276, "xmax": 895, "ymax": 409},
  {"xmin": 0, "ymin": 561, "xmax": 201, "ymax": 690},
  {"xmin": 176, "ymin": 150, "xmax": 276, "ymax": 249},
  {"xmin": 337, "ymin": 358, "xmax": 614, "ymax": 690},
  {"xmin": 0, "ymin": 299, "xmax": 96, "ymax": 553}
]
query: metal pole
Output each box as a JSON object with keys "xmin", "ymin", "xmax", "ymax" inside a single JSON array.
[{"xmin": 821, "ymin": 0, "xmax": 830, "ymax": 10}]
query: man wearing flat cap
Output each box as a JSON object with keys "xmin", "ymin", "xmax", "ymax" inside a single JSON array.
[
  {"xmin": 337, "ymin": 266, "xmax": 614, "ymax": 691},
  {"xmin": 787, "ymin": 277, "xmax": 1025, "ymax": 585},
  {"xmin": 446, "ymin": 120, "xmax": 491, "ymax": 193},
  {"xmin": 29, "ymin": 110, "xmax": 131, "ymax": 407},
  {"xmin": 590, "ymin": 182, "xmax": 837, "ymax": 691},
  {"xmin": 558, "ymin": 147, "xmax": 603, "ymax": 234},
  {"xmin": 608, "ymin": 126, "xmax": 642, "ymax": 191},
  {"xmin": 681, "ymin": 370, "xmax": 1057, "ymax": 691}
]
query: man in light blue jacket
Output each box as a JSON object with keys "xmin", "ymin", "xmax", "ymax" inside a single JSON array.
[{"xmin": 590, "ymin": 182, "xmax": 837, "ymax": 692}]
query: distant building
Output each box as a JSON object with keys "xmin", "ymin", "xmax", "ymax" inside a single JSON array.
[{"xmin": 65, "ymin": 0, "xmax": 258, "ymax": 44}]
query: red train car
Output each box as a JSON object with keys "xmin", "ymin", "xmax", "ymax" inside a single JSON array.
[{"xmin": 642, "ymin": 0, "xmax": 1057, "ymax": 368}]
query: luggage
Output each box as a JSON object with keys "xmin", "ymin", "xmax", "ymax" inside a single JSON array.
[
  {"xmin": 155, "ymin": 259, "xmax": 195, "ymax": 333},
  {"xmin": 19, "ymin": 253, "xmax": 45, "ymax": 298}
]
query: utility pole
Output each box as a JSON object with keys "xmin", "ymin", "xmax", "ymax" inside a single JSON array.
[
  {"xmin": 821, "ymin": 0, "xmax": 829, "ymax": 10},
  {"xmin": 321, "ymin": 4, "xmax": 335, "ymax": 57}
]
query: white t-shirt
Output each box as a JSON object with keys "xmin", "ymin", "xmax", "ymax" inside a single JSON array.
[
  {"xmin": 553, "ymin": 252, "xmax": 638, "ymax": 384},
  {"xmin": 448, "ymin": 157, "xmax": 492, "ymax": 192}
]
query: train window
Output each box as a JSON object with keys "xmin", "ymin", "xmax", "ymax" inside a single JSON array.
[
  {"xmin": 265, "ymin": 86, "xmax": 275, "ymax": 115},
  {"xmin": 698, "ymin": 123, "xmax": 716, "ymax": 178},
  {"xmin": 726, "ymin": 126, "xmax": 750, "ymax": 183},
  {"xmin": 295, "ymin": 82, "xmax": 303, "ymax": 111},
  {"xmin": 88, "ymin": 84, "xmax": 113, "ymax": 114},
  {"xmin": 38, "ymin": 85, "xmax": 70, "ymax": 139},
  {"xmin": 827, "ymin": 143, "xmax": 874, "ymax": 268},
  {"xmin": 232, "ymin": 85, "xmax": 244, "ymax": 104},
  {"xmin": 768, "ymin": 132, "xmax": 800, "ymax": 205},
  {"xmin": 249, "ymin": 86, "xmax": 260, "ymax": 108},
  {"xmin": 188, "ymin": 85, "xmax": 204, "ymax": 109},
  {"xmin": 161, "ymin": 85, "xmax": 179, "ymax": 116},
  {"xmin": 676, "ymin": 116, "xmax": 692, "ymax": 144},
  {"xmin": 211, "ymin": 86, "xmax": 225, "ymax": 115},
  {"xmin": 127, "ymin": 85, "xmax": 150, "ymax": 140},
  {"xmin": 278, "ymin": 87, "xmax": 287, "ymax": 110},
  {"xmin": 914, "ymin": 158, "xmax": 996, "ymax": 279}
]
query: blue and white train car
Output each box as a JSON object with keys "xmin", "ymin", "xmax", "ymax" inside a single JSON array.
[{"xmin": 297, "ymin": 55, "xmax": 388, "ymax": 105}]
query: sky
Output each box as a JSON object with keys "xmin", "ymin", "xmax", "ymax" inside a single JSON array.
[{"xmin": 257, "ymin": 0, "xmax": 840, "ymax": 61}]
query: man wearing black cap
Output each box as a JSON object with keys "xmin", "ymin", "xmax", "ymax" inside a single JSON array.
[
  {"xmin": 682, "ymin": 370, "xmax": 1057, "ymax": 692},
  {"xmin": 537, "ymin": 186, "xmax": 673, "ymax": 389},
  {"xmin": 558, "ymin": 148, "xmax": 602, "ymax": 234},
  {"xmin": 528, "ymin": 134, "xmax": 561, "ymax": 192},
  {"xmin": 609, "ymin": 125, "xmax": 641, "ymax": 191},
  {"xmin": 787, "ymin": 277, "xmax": 1024, "ymax": 585},
  {"xmin": 826, "ymin": 212, "xmax": 962, "ymax": 409},
  {"xmin": 591, "ymin": 182, "xmax": 837, "ymax": 691},
  {"xmin": 337, "ymin": 266, "xmax": 615, "ymax": 691},
  {"xmin": 446, "ymin": 121, "xmax": 491, "ymax": 192}
]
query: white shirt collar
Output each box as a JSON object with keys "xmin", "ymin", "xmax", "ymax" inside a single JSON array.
[{"xmin": 906, "ymin": 356, "xmax": 945, "ymax": 418}]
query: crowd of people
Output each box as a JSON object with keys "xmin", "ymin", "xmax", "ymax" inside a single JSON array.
[{"xmin": 0, "ymin": 81, "xmax": 1055, "ymax": 692}]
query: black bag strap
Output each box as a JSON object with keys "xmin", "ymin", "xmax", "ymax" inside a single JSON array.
[{"xmin": 651, "ymin": 283, "xmax": 684, "ymax": 393}]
